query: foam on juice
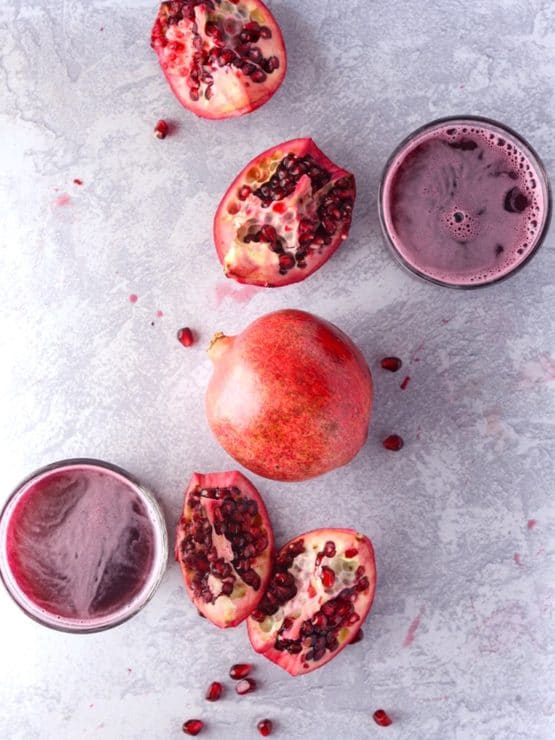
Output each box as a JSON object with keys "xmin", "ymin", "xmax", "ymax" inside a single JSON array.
[{"xmin": 381, "ymin": 121, "xmax": 548, "ymax": 285}]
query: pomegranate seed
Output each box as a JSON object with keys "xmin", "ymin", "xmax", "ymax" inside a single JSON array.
[
  {"xmin": 236, "ymin": 678, "xmax": 256, "ymax": 695},
  {"xmin": 238, "ymin": 185, "xmax": 251, "ymax": 200},
  {"xmin": 257, "ymin": 718, "xmax": 273, "ymax": 736},
  {"xmin": 182, "ymin": 719, "xmax": 204, "ymax": 735},
  {"xmin": 177, "ymin": 327, "xmax": 194, "ymax": 347},
  {"xmin": 383, "ymin": 434, "xmax": 404, "ymax": 451},
  {"xmin": 349, "ymin": 628, "xmax": 363, "ymax": 644},
  {"xmin": 373, "ymin": 709, "xmax": 393, "ymax": 727},
  {"xmin": 229, "ymin": 663, "xmax": 251, "ymax": 680},
  {"xmin": 73, "ymin": 178, "xmax": 83, "ymax": 185},
  {"xmin": 205, "ymin": 681, "xmax": 222, "ymax": 701},
  {"xmin": 321, "ymin": 566, "xmax": 336, "ymax": 589},
  {"xmin": 400, "ymin": 375, "xmax": 411, "ymax": 390},
  {"xmin": 344, "ymin": 548, "xmax": 358, "ymax": 558},
  {"xmin": 154, "ymin": 119, "xmax": 169, "ymax": 139},
  {"xmin": 323, "ymin": 541, "xmax": 336, "ymax": 557},
  {"xmin": 380, "ymin": 356, "xmax": 402, "ymax": 372}
]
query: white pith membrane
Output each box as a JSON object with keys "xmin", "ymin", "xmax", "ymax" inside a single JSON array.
[
  {"xmin": 221, "ymin": 149, "xmax": 354, "ymax": 285},
  {"xmin": 153, "ymin": 1, "xmax": 283, "ymax": 117},
  {"xmin": 250, "ymin": 531, "xmax": 374, "ymax": 671},
  {"xmin": 176, "ymin": 476, "xmax": 271, "ymax": 627}
]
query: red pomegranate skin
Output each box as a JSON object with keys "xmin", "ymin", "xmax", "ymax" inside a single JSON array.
[{"xmin": 205, "ymin": 310, "xmax": 373, "ymax": 482}]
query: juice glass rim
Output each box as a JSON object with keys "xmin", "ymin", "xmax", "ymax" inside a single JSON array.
[
  {"xmin": 377, "ymin": 114, "xmax": 552, "ymax": 289},
  {"xmin": 0, "ymin": 458, "xmax": 169, "ymax": 634}
]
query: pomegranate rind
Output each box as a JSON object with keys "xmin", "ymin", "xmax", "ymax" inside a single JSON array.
[
  {"xmin": 206, "ymin": 309, "xmax": 373, "ymax": 482},
  {"xmin": 214, "ymin": 138, "xmax": 356, "ymax": 287},
  {"xmin": 175, "ymin": 470, "xmax": 275, "ymax": 628},
  {"xmin": 247, "ymin": 528, "xmax": 376, "ymax": 676},
  {"xmin": 151, "ymin": 0, "xmax": 287, "ymax": 120}
]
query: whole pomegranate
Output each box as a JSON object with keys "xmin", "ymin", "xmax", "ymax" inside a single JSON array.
[
  {"xmin": 214, "ymin": 138, "xmax": 356, "ymax": 286},
  {"xmin": 151, "ymin": 0, "xmax": 286, "ymax": 119},
  {"xmin": 205, "ymin": 310, "xmax": 373, "ymax": 481}
]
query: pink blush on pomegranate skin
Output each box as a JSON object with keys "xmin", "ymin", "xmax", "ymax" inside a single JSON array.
[{"xmin": 0, "ymin": 459, "xmax": 167, "ymax": 632}]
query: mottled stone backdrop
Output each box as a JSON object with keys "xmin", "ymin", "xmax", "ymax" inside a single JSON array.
[{"xmin": 0, "ymin": 1, "xmax": 553, "ymax": 738}]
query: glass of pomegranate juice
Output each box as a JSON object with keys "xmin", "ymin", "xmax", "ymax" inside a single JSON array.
[
  {"xmin": 0, "ymin": 459, "xmax": 168, "ymax": 632},
  {"xmin": 379, "ymin": 116, "xmax": 551, "ymax": 287}
]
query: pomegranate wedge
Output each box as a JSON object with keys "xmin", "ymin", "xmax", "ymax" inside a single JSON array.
[
  {"xmin": 151, "ymin": 0, "xmax": 286, "ymax": 119},
  {"xmin": 214, "ymin": 138, "xmax": 356, "ymax": 286},
  {"xmin": 175, "ymin": 471, "xmax": 274, "ymax": 627},
  {"xmin": 248, "ymin": 529, "xmax": 376, "ymax": 675}
]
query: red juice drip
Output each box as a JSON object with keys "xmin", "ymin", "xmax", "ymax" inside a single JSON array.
[{"xmin": 6, "ymin": 468, "xmax": 155, "ymax": 620}]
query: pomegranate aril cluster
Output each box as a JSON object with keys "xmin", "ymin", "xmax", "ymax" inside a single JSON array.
[
  {"xmin": 250, "ymin": 539, "xmax": 304, "ymax": 622},
  {"xmin": 178, "ymin": 485, "xmax": 268, "ymax": 604},
  {"xmin": 244, "ymin": 155, "xmax": 354, "ymax": 276}
]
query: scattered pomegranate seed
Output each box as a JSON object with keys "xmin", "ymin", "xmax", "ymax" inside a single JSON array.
[
  {"xmin": 177, "ymin": 327, "xmax": 194, "ymax": 347},
  {"xmin": 73, "ymin": 178, "xmax": 83, "ymax": 185},
  {"xmin": 205, "ymin": 681, "xmax": 222, "ymax": 702},
  {"xmin": 381, "ymin": 356, "xmax": 402, "ymax": 372},
  {"xmin": 373, "ymin": 709, "xmax": 393, "ymax": 727},
  {"xmin": 321, "ymin": 565, "xmax": 336, "ymax": 589},
  {"xmin": 182, "ymin": 718, "xmax": 204, "ymax": 735},
  {"xmin": 229, "ymin": 663, "xmax": 251, "ymax": 680},
  {"xmin": 400, "ymin": 375, "xmax": 411, "ymax": 390},
  {"xmin": 349, "ymin": 629, "xmax": 363, "ymax": 644},
  {"xmin": 235, "ymin": 678, "xmax": 256, "ymax": 695},
  {"xmin": 257, "ymin": 718, "xmax": 273, "ymax": 736},
  {"xmin": 383, "ymin": 434, "xmax": 404, "ymax": 451},
  {"xmin": 154, "ymin": 119, "xmax": 169, "ymax": 139}
]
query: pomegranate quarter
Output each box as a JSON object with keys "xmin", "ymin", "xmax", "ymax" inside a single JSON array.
[
  {"xmin": 205, "ymin": 310, "xmax": 373, "ymax": 481},
  {"xmin": 175, "ymin": 471, "xmax": 274, "ymax": 627},
  {"xmin": 248, "ymin": 529, "xmax": 376, "ymax": 675},
  {"xmin": 214, "ymin": 138, "xmax": 356, "ymax": 286},
  {"xmin": 151, "ymin": 0, "xmax": 286, "ymax": 119}
]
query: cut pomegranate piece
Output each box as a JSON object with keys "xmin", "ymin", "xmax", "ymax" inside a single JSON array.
[
  {"xmin": 229, "ymin": 663, "xmax": 252, "ymax": 679},
  {"xmin": 214, "ymin": 138, "xmax": 356, "ymax": 286},
  {"xmin": 206, "ymin": 310, "xmax": 373, "ymax": 482},
  {"xmin": 175, "ymin": 471, "xmax": 274, "ymax": 627},
  {"xmin": 151, "ymin": 1, "xmax": 286, "ymax": 119},
  {"xmin": 248, "ymin": 529, "xmax": 376, "ymax": 676}
]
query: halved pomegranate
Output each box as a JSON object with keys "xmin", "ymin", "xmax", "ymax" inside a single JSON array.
[
  {"xmin": 214, "ymin": 138, "xmax": 356, "ymax": 286},
  {"xmin": 206, "ymin": 309, "xmax": 373, "ymax": 481},
  {"xmin": 151, "ymin": 1, "xmax": 286, "ymax": 119},
  {"xmin": 175, "ymin": 471, "xmax": 275, "ymax": 627},
  {"xmin": 247, "ymin": 529, "xmax": 376, "ymax": 675}
]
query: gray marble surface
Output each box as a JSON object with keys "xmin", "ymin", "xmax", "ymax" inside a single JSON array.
[{"xmin": 1, "ymin": 1, "xmax": 554, "ymax": 738}]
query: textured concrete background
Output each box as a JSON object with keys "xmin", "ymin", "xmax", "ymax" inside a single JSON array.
[{"xmin": 0, "ymin": 1, "xmax": 554, "ymax": 738}]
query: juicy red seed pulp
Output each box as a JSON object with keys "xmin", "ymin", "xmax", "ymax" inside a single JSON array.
[
  {"xmin": 383, "ymin": 434, "xmax": 404, "ymax": 451},
  {"xmin": 177, "ymin": 327, "xmax": 194, "ymax": 347},
  {"xmin": 178, "ymin": 487, "xmax": 268, "ymax": 605},
  {"xmin": 239, "ymin": 155, "xmax": 355, "ymax": 277},
  {"xmin": 182, "ymin": 719, "xmax": 204, "ymax": 735},
  {"xmin": 373, "ymin": 709, "xmax": 393, "ymax": 727},
  {"xmin": 154, "ymin": 119, "xmax": 169, "ymax": 138},
  {"xmin": 380, "ymin": 356, "xmax": 402, "ymax": 372},
  {"xmin": 257, "ymin": 719, "xmax": 273, "ymax": 736},
  {"xmin": 236, "ymin": 678, "xmax": 256, "ymax": 695},
  {"xmin": 229, "ymin": 663, "xmax": 251, "ymax": 680},
  {"xmin": 205, "ymin": 681, "xmax": 222, "ymax": 701}
]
